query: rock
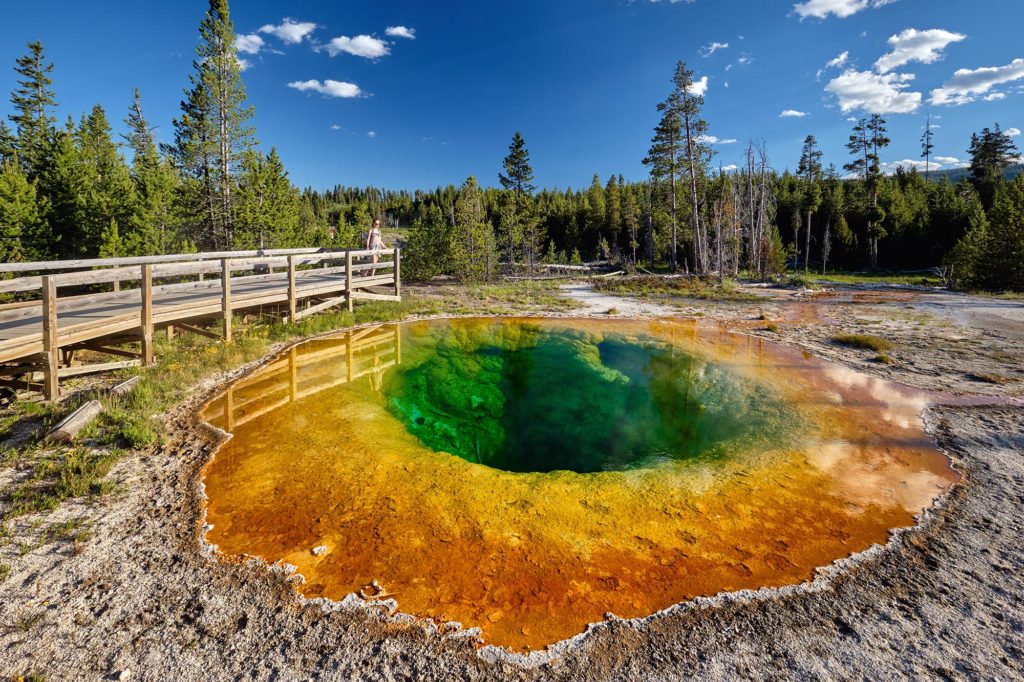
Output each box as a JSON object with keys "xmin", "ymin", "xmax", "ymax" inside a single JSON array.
[{"xmin": 312, "ymin": 545, "xmax": 328, "ymax": 556}]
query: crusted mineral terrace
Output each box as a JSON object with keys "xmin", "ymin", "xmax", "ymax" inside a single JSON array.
[{"xmin": 1, "ymin": 284, "xmax": 1022, "ymax": 680}]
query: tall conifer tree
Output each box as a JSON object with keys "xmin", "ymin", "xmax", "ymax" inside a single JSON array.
[{"xmin": 170, "ymin": 0, "xmax": 255, "ymax": 248}]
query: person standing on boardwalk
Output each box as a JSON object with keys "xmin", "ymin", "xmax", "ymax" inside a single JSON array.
[{"xmin": 366, "ymin": 218, "xmax": 384, "ymax": 275}]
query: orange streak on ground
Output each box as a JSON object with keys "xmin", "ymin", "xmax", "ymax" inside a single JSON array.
[{"xmin": 200, "ymin": 319, "xmax": 957, "ymax": 651}]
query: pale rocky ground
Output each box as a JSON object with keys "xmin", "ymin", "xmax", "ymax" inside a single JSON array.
[{"xmin": 1, "ymin": 280, "xmax": 1023, "ymax": 681}]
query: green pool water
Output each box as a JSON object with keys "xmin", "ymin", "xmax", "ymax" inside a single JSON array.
[{"xmin": 383, "ymin": 319, "xmax": 798, "ymax": 473}]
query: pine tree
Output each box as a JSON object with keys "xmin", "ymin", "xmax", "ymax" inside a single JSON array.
[
  {"xmin": 844, "ymin": 116, "xmax": 889, "ymax": 268},
  {"xmin": 622, "ymin": 185, "xmax": 640, "ymax": 263},
  {"xmin": 452, "ymin": 177, "xmax": 496, "ymax": 282},
  {"xmin": 644, "ymin": 62, "xmax": 710, "ymax": 272},
  {"xmin": 234, "ymin": 147, "xmax": 300, "ymax": 248},
  {"xmin": 0, "ymin": 160, "xmax": 43, "ymax": 262},
  {"xmin": 76, "ymin": 104, "xmax": 137, "ymax": 256},
  {"xmin": 797, "ymin": 134, "xmax": 823, "ymax": 272},
  {"xmin": 170, "ymin": 0, "xmax": 256, "ymax": 248},
  {"xmin": 0, "ymin": 122, "xmax": 16, "ymax": 165},
  {"xmin": 124, "ymin": 89, "xmax": 178, "ymax": 255},
  {"xmin": 98, "ymin": 217, "xmax": 126, "ymax": 258},
  {"xmin": 604, "ymin": 175, "xmax": 621, "ymax": 252},
  {"xmin": 9, "ymin": 41, "xmax": 56, "ymax": 179},
  {"xmin": 585, "ymin": 174, "xmax": 605, "ymax": 252},
  {"xmin": 920, "ymin": 114, "xmax": 935, "ymax": 182},
  {"xmin": 498, "ymin": 132, "xmax": 539, "ymax": 270},
  {"xmin": 968, "ymin": 124, "xmax": 1019, "ymax": 209}
]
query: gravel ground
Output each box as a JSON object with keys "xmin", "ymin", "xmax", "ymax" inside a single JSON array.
[{"xmin": 1, "ymin": 283, "xmax": 1022, "ymax": 681}]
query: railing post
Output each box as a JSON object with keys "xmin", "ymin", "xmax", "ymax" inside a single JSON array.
[
  {"xmin": 141, "ymin": 264, "xmax": 153, "ymax": 365},
  {"xmin": 222, "ymin": 258, "xmax": 232, "ymax": 343},
  {"xmin": 41, "ymin": 275, "xmax": 60, "ymax": 402},
  {"xmin": 287, "ymin": 255, "xmax": 297, "ymax": 323},
  {"xmin": 345, "ymin": 250, "xmax": 353, "ymax": 313},
  {"xmin": 393, "ymin": 247, "xmax": 401, "ymax": 300}
]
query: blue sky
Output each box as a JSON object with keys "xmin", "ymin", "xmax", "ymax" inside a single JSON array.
[{"xmin": 1, "ymin": 0, "xmax": 1022, "ymax": 190}]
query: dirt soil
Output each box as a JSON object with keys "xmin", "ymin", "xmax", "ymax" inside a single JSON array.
[{"xmin": 1, "ymin": 282, "xmax": 1023, "ymax": 680}]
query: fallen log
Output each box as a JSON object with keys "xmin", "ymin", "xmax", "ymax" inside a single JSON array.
[
  {"xmin": 47, "ymin": 399, "xmax": 103, "ymax": 443},
  {"xmin": 110, "ymin": 375, "xmax": 141, "ymax": 397}
]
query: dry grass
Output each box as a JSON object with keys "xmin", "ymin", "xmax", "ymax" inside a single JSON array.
[{"xmin": 831, "ymin": 334, "xmax": 895, "ymax": 353}]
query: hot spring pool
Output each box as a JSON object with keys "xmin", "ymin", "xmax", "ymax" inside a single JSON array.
[{"xmin": 200, "ymin": 318, "xmax": 957, "ymax": 651}]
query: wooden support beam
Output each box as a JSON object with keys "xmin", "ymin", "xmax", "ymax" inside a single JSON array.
[
  {"xmin": 349, "ymin": 291, "xmax": 402, "ymax": 302},
  {"xmin": 292, "ymin": 294, "xmax": 349, "ymax": 321},
  {"xmin": 42, "ymin": 275, "xmax": 60, "ymax": 402},
  {"xmin": 56, "ymin": 360, "xmax": 141, "ymax": 378},
  {"xmin": 288, "ymin": 255, "xmax": 297, "ymax": 323},
  {"xmin": 345, "ymin": 250, "xmax": 354, "ymax": 312},
  {"xmin": 166, "ymin": 325, "xmax": 175, "ymax": 340},
  {"xmin": 141, "ymin": 264, "xmax": 154, "ymax": 366},
  {"xmin": 78, "ymin": 343, "xmax": 142, "ymax": 360},
  {"xmin": 174, "ymin": 322, "xmax": 220, "ymax": 340},
  {"xmin": 222, "ymin": 258, "xmax": 232, "ymax": 343}
]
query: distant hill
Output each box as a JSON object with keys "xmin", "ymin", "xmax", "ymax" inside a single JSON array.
[{"xmin": 928, "ymin": 164, "xmax": 1024, "ymax": 184}]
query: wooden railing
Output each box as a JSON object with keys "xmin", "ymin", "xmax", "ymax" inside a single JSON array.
[{"xmin": 0, "ymin": 247, "xmax": 402, "ymax": 401}]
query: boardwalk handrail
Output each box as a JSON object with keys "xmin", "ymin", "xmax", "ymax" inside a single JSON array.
[
  {"xmin": 0, "ymin": 246, "xmax": 402, "ymax": 401},
  {"xmin": 0, "ymin": 247, "xmax": 327, "ymax": 274},
  {"xmin": 0, "ymin": 248, "xmax": 393, "ymax": 295}
]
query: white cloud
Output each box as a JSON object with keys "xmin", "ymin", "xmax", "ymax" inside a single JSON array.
[
  {"xmin": 780, "ymin": 109, "xmax": 809, "ymax": 117},
  {"xmin": 236, "ymin": 34, "xmax": 264, "ymax": 55},
  {"xmin": 324, "ymin": 35, "xmax": 390, "ymax": 59},
  {"xmin": 881, "ymin": 159, "xmax": 933, "ymax": 173},
  {"xmin": 287, "ymin": 79, "xmax": 364, "ymax": 98},
  {"xmin": 699, "ymin": 135, "xmax": 737, "ymax": 144},
  {"xmin": 935, "ymin": 156, "xmax": 966, "ymax": 166},
  {"xmin": 827, "ymin": 51, "xmax": 849, "ymax": 69},
  {"xmin": 385, "ymin": 26, "xmax": 416, "ymax": 39},
  {"xmin": 330, "ymin": 124, "xmax": 342, "ymax": 131},
  {"xmin": 701, "ymin": 41, "xmax": 729, "ymax": 57},
  {"xmin": 984, "ymin": 92, "xmax": 1007, "ymax": 101},
  {"xmin": 1007, "ymin": 128, "xmax": 1022, "ymax": 137},
  {"xmin": 237, "ymin": 57, "xmax": 252, "ymax": 72},
  {"xmin": 692, "ymin": 76, "xmax": 709, "ymax": 96},
  {"xmin": 826, "ymin": 69, "xmax": 921, "ymax": 113},
  {"xmin": 874, "ymin": 28, "xmax": 966, "ymax": 74},
  {"xmin": 720, "ymin": 164, "xmax": 739, "ymax": 172},
  {"xmin": 367, "ymin": 131, "xmax": 377, "ymax": 138},
  {"xmin": 793, "ymin": 0, "xmax": 897, "ymax": 20},
  {"xmin": 259, "ymin": 18, "xmax": 318, "ymax": 44},
  {"xmin": 931, "ymin": 58, "xmax": 1024, "ymax": 106}
]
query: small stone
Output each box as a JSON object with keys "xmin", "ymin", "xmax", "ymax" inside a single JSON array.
[
  {"xmin": 116, "ymin": 670, "xmax": 132, "ymax": 681},
  {"xmin": 312, "ymin": 545, "xmax": 328, "ymax": 557}
]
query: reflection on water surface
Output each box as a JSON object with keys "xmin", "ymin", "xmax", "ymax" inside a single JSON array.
[{"xmin": 201, "ymin": 318, "xmax": 957, "ymax": 651}]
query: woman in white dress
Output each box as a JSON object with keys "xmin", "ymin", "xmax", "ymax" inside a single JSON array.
[{"xmin": 366, "ymin": 218, "xmax": 384, "ymax": 275}]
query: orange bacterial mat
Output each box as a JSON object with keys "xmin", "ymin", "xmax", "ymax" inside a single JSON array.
[{"xmin": 200, "ymin": 318, "xmax": 957, "ymax": 651}]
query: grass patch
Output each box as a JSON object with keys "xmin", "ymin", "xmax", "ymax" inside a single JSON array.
[
  {"xmin": 808, "ymin": 270, "xmax": 944, "ymax": 287},
  {"xmin": 0, "ymin": 563, "xmax": 10, "ymax": 582},
  {"xmin": 787, "ymin": 274, "xmax": 820, "ymax": 290},
  {"xmin": 832, "ymin": 334, "xmax": 895, "ymax": 353},
  {"xmin": 3, "ymin": 448, "xmax": 119, "ymax": 522},
  {"xmin": 763, "ymin": 324, "xmax": 780, "ymax": 334},
  {"xmin": 874, "ymin": 354, "xmax": 894, "ymax": 365},
  {"xmin": 591, "ymin": 276, "xmax": 760, "ymax": 302},
  {"xmin": 10, "ymin": 609, "xmax": 44, "ymax": 633}
]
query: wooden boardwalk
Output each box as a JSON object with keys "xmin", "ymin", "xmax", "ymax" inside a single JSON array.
[{"xmin": 0, "ymin": 247, "xmax": 401, "ymax": 400}]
